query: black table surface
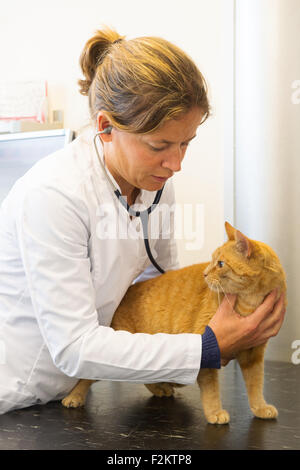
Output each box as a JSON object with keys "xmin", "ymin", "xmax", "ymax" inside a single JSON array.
[{"xmin": 0, "ymin": 360, "xmax": 299, "ymax": 451}]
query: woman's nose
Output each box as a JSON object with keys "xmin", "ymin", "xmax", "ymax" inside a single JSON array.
[{"xmin": 161, "ymin": 149, "xmax": 183, "ymax": 172}]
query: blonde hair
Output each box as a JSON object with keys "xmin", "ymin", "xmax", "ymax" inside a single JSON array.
[{"xmin": 78, "ymin": 27, "xmax": 210, "ymax": 133}]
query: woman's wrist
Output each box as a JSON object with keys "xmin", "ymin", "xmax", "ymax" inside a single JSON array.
[{"xmin": 200, "ymin": 326, "xmax": 221, "ymax": 369}]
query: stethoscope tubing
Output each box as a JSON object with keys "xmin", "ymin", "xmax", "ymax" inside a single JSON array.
[{"xmin": 93, "ymin": 132, "xmax": 165, "ymax": 274}]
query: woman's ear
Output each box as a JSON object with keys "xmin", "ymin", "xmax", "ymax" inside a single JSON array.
[{"xmin": 97, "ymin": 111, "xmax": 113, "ymax": 141}]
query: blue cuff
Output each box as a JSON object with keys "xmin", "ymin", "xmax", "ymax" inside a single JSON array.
[{"xmin": 200, "ymin": 326, "xmax": 221, "ymax": 369}]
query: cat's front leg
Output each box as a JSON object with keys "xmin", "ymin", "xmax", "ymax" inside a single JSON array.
[
  {"xmin": 62, "ymin": 379, "xmax": 95, "ymax": 408},
  {"xmin": 197, "ymin": 369, "xmax": 230, "ymax": 424},
  {"xmin": 237, "ymin": 345, "xmax": 278, "ymax": 419}
]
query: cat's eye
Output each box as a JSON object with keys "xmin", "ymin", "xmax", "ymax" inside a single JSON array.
[{"xmin": 218, "ymin": 261, "xmax": 225, "ymax": 268}]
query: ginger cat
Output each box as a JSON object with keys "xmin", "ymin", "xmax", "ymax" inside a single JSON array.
[{"xmin": 62, "ymin": 222, "xmax": 287, "ymax": 424}]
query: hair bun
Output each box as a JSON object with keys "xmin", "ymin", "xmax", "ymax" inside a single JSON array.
[{"xmin": 78, "ymin": 27, "xmax": 124, "ymax": 96}]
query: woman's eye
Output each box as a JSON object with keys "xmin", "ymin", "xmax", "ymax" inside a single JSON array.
[
  {"xmin": 218, "ymin": 261, "xmax": 225, "ymax": 268},
  {"xmin": 149, "ymin": 142, "xmax": 189, "ymax": 152},
  {"xmin": 150, "ymin": 146, "xmax": 166, "ymax": 152}
]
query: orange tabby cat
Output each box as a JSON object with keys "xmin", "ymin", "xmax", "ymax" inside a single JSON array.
[{"xmin": 62, "ymin": 222, "xmax": 287, "ymax": 424}]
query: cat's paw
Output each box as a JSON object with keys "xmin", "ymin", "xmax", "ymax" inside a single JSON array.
[
  {"xmin": 145, "ymin": 383, "xmax": 174, "ymax": 397},
  {"xmin": 62, "ymin": 393, "xmax": 86, "ymax": 408},
  {"xmin": 251, "ymin": 404, "xmax": 278, "ymax": 419},
  {"xmin": 206, "ymin": 409, "xmax": 230, "ymax": 425}
]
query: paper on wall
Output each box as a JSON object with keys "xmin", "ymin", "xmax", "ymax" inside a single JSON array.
[{"xmin": 0, "ymin": 80, "xmax": 48, "ymax": 122}]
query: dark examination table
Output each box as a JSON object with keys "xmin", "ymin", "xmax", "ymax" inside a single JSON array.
[{"xmin": 0, "ymin": 360, "xmax": 299, "ymax": 451}]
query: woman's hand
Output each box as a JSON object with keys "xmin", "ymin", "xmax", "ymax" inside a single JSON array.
[{"xmin": 208, "ymin": 289, "xmax": 286, "ymax": 364}]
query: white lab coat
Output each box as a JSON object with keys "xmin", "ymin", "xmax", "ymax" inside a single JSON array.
[{"xmin": 0, "ymin": 126, "xmax": 202, "ymax": 414}]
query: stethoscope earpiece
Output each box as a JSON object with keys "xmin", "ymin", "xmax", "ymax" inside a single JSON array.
[{"xmin": 98, "ymin": 126, "xmax": 113, "ymax": 135}]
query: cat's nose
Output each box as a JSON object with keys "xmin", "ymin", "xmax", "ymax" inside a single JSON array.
[{"xmin": 203, "ymin": 272, "xmax": 207, "ymax": 278}]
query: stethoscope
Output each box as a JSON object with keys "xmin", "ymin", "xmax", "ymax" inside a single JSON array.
[{"xmin": 93, "ymin": 126, "xmax": 165, "ymax": 274}]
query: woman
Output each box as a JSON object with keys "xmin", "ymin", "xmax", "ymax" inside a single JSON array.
[{"xmin": 0, "ymin": 28, "xmax": 285, "ymax": 414}]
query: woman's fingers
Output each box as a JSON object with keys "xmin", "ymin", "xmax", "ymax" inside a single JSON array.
[
  {"xmin": 248, "ymin": 291, "xmax": 286, "ymax": 346},
  {"xmin": 260, "ymin": 288, "xmax": 278, "ymax": 312},
  {"xmin": 270, "ymin": 293, "xmax": 286, "ymax": 335},
  {"xmin": 208, "ymin": 288, "xmax": 286, "ymax": 362},
  {"xmin": 249, "ymin": 289, "xmax": 279, "ymax": 325}
]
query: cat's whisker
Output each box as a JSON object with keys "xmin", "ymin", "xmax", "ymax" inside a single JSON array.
[
  {"xmin": 216, "ymin": 283, "xmax": 220, "ymax": 306},
  {"xmin": 207, "ymin": 284, "xmax": 213, "ymax": 301},
  {"xmin": 210, "ymin": 280, "xmax": 222, "ymax": 308},
  {"xmin": 215, "ymin": 280, "xmax": 236, "ymax": 313},
  {"xmin": 211, "ymin": 279, "xmax": 221, "ymax": 307},
  {"xmin": 208, "ymin": 278, "xmax": 235, "ymax": 313},
  {"xmin": 209, "ymin": 279, "xmax": 218, "ymax": 296}
]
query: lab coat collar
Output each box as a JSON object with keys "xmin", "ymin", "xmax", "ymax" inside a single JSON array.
[{"xmin": 80, "ymin": 125, "xmax": 160, "ymax": 212}]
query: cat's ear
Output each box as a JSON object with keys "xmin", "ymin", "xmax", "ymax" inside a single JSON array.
[
  {"xmin": 235, "ymin": 230, "xmax": 252, "ymax": 258},
  {"xmin": 225, "ymin": 221, "xmax": 236, "ymax": 240},
  {"xmin": 225, "ymin": 221, "xmax": 252, "ymax": 258}
]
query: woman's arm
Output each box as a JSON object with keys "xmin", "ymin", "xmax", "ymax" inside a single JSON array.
[{"xmin": 17, "ymin": 184, "xmax": 202, "ymax": 384}]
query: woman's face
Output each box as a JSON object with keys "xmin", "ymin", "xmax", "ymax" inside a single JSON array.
[{"xmin": 99, "ymin": 107, "xmax": 204, "ymax": 195}]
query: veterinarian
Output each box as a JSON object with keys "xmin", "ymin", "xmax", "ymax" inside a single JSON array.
[{"xmin": 0, "ymin": 28, "xmax": 286, "ymax": 414}]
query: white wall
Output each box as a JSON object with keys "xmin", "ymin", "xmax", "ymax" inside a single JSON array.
[
  {"xmin": 0, "ymin": 0, "xmax": 232, "ymax": 267},
  {"xmin": 2, "ymin": 1, "xmax": 298, "ymax": 363},
  {"xmin": 233, "ymin": 0, "xmax": 300, "ymax": 362}
]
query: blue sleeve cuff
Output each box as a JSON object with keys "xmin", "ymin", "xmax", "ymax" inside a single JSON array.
[{"xmin": 200, "ymin": 326, "xmax": 221, "ymax": 369}]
